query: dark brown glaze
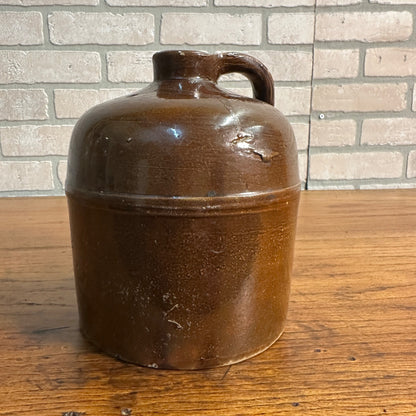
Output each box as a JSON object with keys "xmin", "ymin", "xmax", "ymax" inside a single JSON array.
[{"xmin": 66, "ymin": 50, "xmax": 300, "ymax": 370}]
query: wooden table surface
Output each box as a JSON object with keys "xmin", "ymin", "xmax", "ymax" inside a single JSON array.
[{"xmin": 0, "ymin": 190, "xmax": 415, "ymax": 416}]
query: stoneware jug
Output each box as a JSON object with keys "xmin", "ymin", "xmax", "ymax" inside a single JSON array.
[{"xmin": 66, "ymin": 50, "xmax": 300, "ymax": 370}]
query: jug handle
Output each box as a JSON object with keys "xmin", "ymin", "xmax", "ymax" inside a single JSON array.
[{"xmin": 214, "ymin": 52, "xmax": 275, "ymax": 106}]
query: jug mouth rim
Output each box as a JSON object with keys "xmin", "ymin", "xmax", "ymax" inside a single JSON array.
[
  {"xmin": 153, "ymin": 50, "xmax": 210, "ymax": 58},
  {"xmin": 152, "ymin": 50, "xmax": 217, "ymax": 81}
]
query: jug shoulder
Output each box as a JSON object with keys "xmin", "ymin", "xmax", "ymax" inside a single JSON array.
[{"xmin": 67, "ymin": 85, "xmax": 300, "ymax": 197}]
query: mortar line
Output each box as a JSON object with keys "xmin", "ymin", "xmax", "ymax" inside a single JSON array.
[{"xmin": 305, "ymin": 0, "xmax": 317, "ymax": 190}]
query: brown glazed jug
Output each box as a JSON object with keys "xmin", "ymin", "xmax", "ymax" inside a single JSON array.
[{"xmin": 66, "ymin": 50, "xmax": 300, "ymax": 370}]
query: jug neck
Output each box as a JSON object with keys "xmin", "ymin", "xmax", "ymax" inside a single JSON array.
[{"xmin": 153, "ymin": 50, "xmax": 218, "ymax": 82}]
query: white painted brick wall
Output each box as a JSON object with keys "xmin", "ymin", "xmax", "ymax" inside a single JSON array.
[
  {"xmin": 57, "ymin": 160, "xmax": 68, "ymax": 186},
  {"xmin": 0, "ymin": 89, "xmax": 48, "ymax": 121},
  {"xmin": 291, "ymin": 123, "xmax": 309, "ymax": 151},
  {"xmin": 268, "ymin": 13, "xmax": 315, "ymax": 44},
  {"xmin": 107, "ymin": 51, "xmax": 155, "ymax": 83},
  {"xmin": 161, "ymin": 14, "xmax": 262, "ymax": 45},
  {"xmin": 215, "ymin": 0, "xmax": 315, "ymax": 6},
  {"xmin": 2, "ymin": 0, "xmax": 98, "ymax": 4},
  {"xmin": 370, "ymin": 0, "xmax": 416, "ymax": 3},
  {"xmin": 298, "ymin": 153, "xmax": 308, "ymax": 182},
  {"xmin": 408, "ymin": 151, "xmax": 416, "ymax": 178},
  {"xmin": 359, "ymin": 183, "xmax": 415, "ymax": 189},
  {"xmin": 1, "ymin": 1, "xmax": 416, "ymax": 195},
  {"xmin": 49, "ymin": 12, "xmax": 154, "ymax": 45},
  {"xmin": 310, "ymin": 152, "xmax": 403, "ymax": 180},
  {"xmin": 107, "ymin": 0, "xmax": 207, "ymax": 5},
  {"xmin": 312, "ymin": 83, "xmax": 408, "ymax": 112},
  {"xmin": 365, "ymin": 48, "xmax": 416, "ymax": 76},
  {"xmin": 317, "ymin": 0, "xmax": 362, "ymax": 4},
  {"xmin": 275, "ymin": 86, "xmax": 311, "ymax": 116},
  {"xmin": 246, "ymin": 50, "xmax": 313, "ymax": 82},
  {"xmin": 315, "ymin": 12, "xmax": 413, "ymax": 42},
  {"xmin": 361, "ymin": 119, "xmax": 416, "ymax": 145},
  {"xmin": 314, "ymin": 49, "xmax": 360, "ymax": 79},
  {"xmin": 54, "ymin": 89, "xmax": 137, "ymax": 119},
  {"xmin": 311, "ymin": 120, "xmax": 356, "ymax": 147},
  {"xmin": 0, "ymin": 161, "xmax": 54, "ymax": 191},
  {"xmin": 0, "ymin": 125, "xmax": 72, "ymax": 156},
  {"xmin": 220, "ymin": 86, "xmax": 311, "ymax": 116},
  {"xmin": 0, "ymin": 12, "xmax": 43, "ymax": 45},
  {"xmin": 412, "ymin": 84, "xmax": 416, "ymax": 111},
  {"xmin": 0, "ymin": 51, "xmax": 101, "ymax": 83}
]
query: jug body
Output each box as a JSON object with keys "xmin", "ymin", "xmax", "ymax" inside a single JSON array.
[{"xmin": 66, "ymin": 50, "xmax": 300, "ymax": 369}]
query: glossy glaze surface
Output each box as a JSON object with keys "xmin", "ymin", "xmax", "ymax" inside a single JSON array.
[{"xmin": 66, "ymin": 50, "xmax": 300, "ymax": 369}]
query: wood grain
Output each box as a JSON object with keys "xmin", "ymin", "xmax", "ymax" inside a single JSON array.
[{"xmin": 0, "ymin": 191, "xmax": 415, "ymax": 415}]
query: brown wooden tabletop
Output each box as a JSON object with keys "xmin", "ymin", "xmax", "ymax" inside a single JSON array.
[{"xmin": 0, "ymin": 190, "xmax": 415, "ymax": 416}]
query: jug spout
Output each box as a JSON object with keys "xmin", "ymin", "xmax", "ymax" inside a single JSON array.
[{"xmin": 153, "ymin": 50, "xmax": 218, "ymax": 82}]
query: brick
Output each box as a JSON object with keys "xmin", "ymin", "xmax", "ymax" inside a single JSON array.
[
  {"xmin": 317, "ymin": 0, "xmax": 361, "ymax": 4},
  {"xmin": 0, "ymin": 89, "xmax": 48, "ymax": 121},
  {"xmin": 315, "ymin": 12, "xmax": 412, "ymax": 42},
  {"xmin": 0, "ymin": 125, "xmax": 72, "ymax": 156},
  {"xmin": 310, "ymin": 152, "xmax": 403, "ymax": 180},
  {"xmin": 298, "ymin": 153, "xmax": 308, "ymax": 182},
  {"xmin": 276, "ymin": 86, "xmax": 311, "ymax": 116},
  {"xmin": 314, "ymin": 49, "xmax": 359, "ymax": 79},
  {"xmin": 220, "ymin": 86, "xmax": 252, "ymax": 97},
  {"xmin": 268, "ymin": 13, "xmax": 314, "ymax": 44},
  {"xmin": 215, "ymin": 0, "xmax": 314, "ymax": 6},
  {"xmin": 365, "ymin": 48, "xmax": 416, "ymax": 77},
  {"xmin": 218, "ymin": 50, "xmax": 312, "ymax": 82},
  {"xmin": 54, "ymin": 88, "xmax": 137, "ymax": 119},
  {"xmin": 205, "ymin": 86, "xmax": 310, "ymax": 115},
  {"xmin": 57, "ymin": 160, "xmax": 67, "ymax": 187},
  {"xmin": 408, "ymin": 151, "xmax": 416, "ymax": 178},
  {"xmin": 312, "ymin": 83, "xmax": 407, "ymax": 112},
  {"xmin": 310, "ymin": 119, "xmax": 356, "ymax": 147},
  {"xmin": 107, "ymin": 0, "xmax": 207, "ymax": 4},
  {"xmin": 107, "ymin": 51, "xmax": 155, "ymax": 83},
  {"xmin": 291, "ymin": 123, "xmax": 309, "ymax": 150},
  {"xmin": 0, "ymin": 161, "xmax": 54, "ymax": 191},
  {"xmin": 1, "ymin": 0, "xmax": 97, "ymax": 4},
  {"xmin": 370, "ymin": 0, "xmax": 416, "ymax": 3},
  {"xmin": 308, "ymin": 184, "xmax": 355, "ymax": 190},
  {"xmin": 413, "ymin": 84, "xmax": 416, "ymax": 111},
  {"xmin": 218, "ymin": 73, "xmax": 259, "ymax": 83},
  {"xmin": 360, "ymin": 183, "xmax": 416, "ymax": 189},
  {"xmin": 362, "ymin": 118, "xmax": 416, "ymax": 146},
  {"xmin": 161, "ymin": 13, "xmax": 262, "ymax": 45},
  {"xmin": 0, "ymin": 12, "xmax": 43, "ymax": 45},
  {"xmin": 0, "ymin": 51, "xmax": 101, "ymax": 84},
  {"xmin": 250, "ymin": 50, "xmax": 312, "ymax": 82},
  {"xmin": 275, "ymin": 87, "xmax": 311, "ymax": 116},
  {"xmin": 49, "ymin": 12, "xmax": 154, "ymax": 46}
]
